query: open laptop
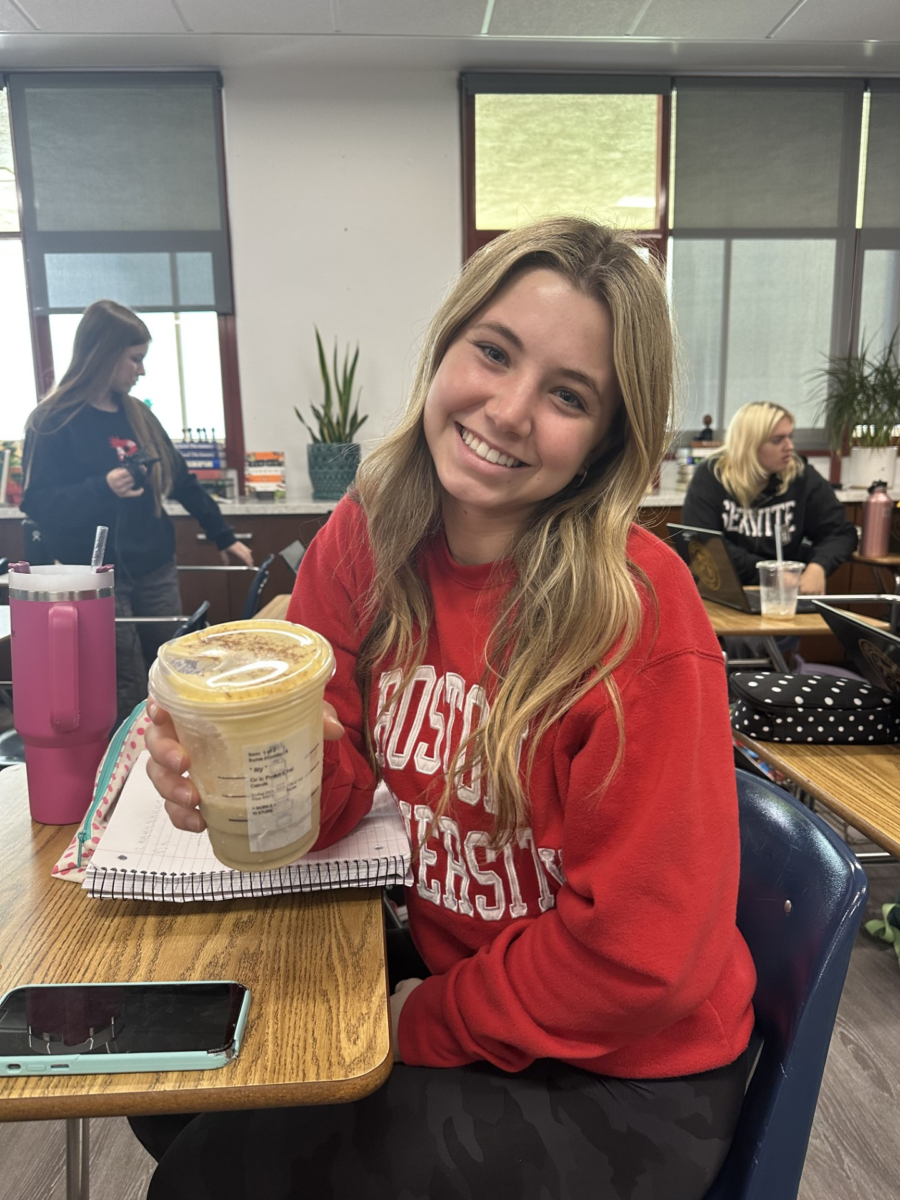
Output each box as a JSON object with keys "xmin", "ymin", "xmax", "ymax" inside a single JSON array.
[
  {"xmin": 667, "ymin": 523, "xmax": 818, "ymax": 614},
  {"xmin": 813, "ymin": 603, "xmax": 900, "ymax": 697}
]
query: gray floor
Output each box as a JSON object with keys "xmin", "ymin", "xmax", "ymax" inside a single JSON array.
[{"xmin": 0, "ymin": 845, "xmax": 897, "ymax": 1198}]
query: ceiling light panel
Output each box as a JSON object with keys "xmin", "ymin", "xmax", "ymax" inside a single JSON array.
[
  {"xmin": 489, "ymin": 0, "xmax": 645, "ymax": 38},
  {"xmin": 771, "ymin": 0, "xmax": 900, "ymax": 42},
  {"xmin": 634, "ymin": 0, "xmax": 795, "ymax": 40},
  {"xmin": 336, "ymin": 0, "xmax": 488, "ymax": 36},
  {"xmin": 17, "ymin": 0, "xmax": 187, "ymax": 33},
  {"xmin": 176, "ymin": 0, "xmax": 333, "ymax": 34}
]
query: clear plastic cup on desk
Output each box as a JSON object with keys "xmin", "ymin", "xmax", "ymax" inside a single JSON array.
[
  {"xmin": 756, "ymin": 561, "xmax": 805, "ymax": 619},
  {"xmin": 148, "ymin": 619, "xmax": 335, "ymax": 872}
]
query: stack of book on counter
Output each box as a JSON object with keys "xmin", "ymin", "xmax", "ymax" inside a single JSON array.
[{"xmin": 245, "ymin": 451, "xmax": 286, "ymax": 501}]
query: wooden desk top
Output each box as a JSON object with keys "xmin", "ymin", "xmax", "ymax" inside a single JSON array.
[
  {"xmin": 0, "ymin": 767, "xmax": 391, "ymax": 1121},
  {"xmin": 702, "ymin": 600, "xmax": 837, "ymax": 638},
  {"xmin": 703, "ymin": 600, "xmax": 889, "ymax": 638},
  {"xmin": 734, "ymin": 731, "xmax": 900, "ymax": 857},
  {"xmin": 257, "ymin": 593, "xmax": 291, "ymax": 621}
]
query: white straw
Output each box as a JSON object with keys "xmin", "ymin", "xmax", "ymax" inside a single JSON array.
[
  {"xmin": 774, "ymin": 514, "xmax": 784, "ymax": 608},
  {"xmin": 91, "ymin": 526, "xmax": 109, "ymax": 571}
]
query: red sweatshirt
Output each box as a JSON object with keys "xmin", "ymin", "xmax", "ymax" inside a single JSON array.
[{"xmin": 287, "ymin": 496, "xmax": 756, "ymax": 1077}]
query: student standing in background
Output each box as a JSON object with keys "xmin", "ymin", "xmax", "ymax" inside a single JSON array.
[
  {"xmin": 21, "ymin": 300, "xmax": 253, "ymax": 724},
  {"xmin": 136, "ymin": 218, "xmax": 755, "ymax": 1200},
  {"xmin": 683, "ymin": 401, "xmax": 858, "ymax": 594}
]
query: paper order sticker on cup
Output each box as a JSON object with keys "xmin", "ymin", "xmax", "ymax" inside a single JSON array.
[
  {"xmin": 148, "ymin": 620, "xmax": 335, "ymax": 872},
  {"xmin": 243, "ymin": 727, "xmax": 313, "ymax": 854}
]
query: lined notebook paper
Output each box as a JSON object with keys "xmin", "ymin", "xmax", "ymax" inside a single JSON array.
[{"xmin": 84, "ymin": 752, "xmax": 412, "ymax": 902}]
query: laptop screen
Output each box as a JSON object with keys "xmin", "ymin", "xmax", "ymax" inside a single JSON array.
[{"xmin": 813, "ymin": 603, "xmax": 900, "ymax": 697}]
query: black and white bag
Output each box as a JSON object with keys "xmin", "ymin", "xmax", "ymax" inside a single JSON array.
[{"xmin": 730, "ymin": 672, "xmax": 900, "ymax": 745}]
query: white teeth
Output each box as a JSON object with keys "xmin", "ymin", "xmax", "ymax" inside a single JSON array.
[{"xmin": 459, "ymin": 426, "xmax": 522, "ymax": 468}]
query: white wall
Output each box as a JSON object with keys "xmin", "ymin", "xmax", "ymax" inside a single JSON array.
[{"xmin": 221, "ymin": 66, "xmax": 462, "ymax": 498}]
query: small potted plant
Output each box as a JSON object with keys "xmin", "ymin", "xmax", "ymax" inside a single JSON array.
[
  {"xmin": 295, "ymin": 329, "xmax": 368, "ymax": 501},
  {"xmin": 813, "ymin": 330, "xmax": 900, "ymax": 488}
]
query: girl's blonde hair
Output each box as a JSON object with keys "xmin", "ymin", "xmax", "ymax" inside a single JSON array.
[
  {"xmin": 24, "ymin": 300, "xmax": 177, "ymax": 516},
  {"xmin": 712, "ymin": 401, "xmax": 802, "ymax": 509},
  {"xmin": 356, "ymin": 217, "xmax": 676, "ymax": 844}
]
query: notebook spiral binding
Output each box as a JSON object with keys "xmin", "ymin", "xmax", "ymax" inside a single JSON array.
[{"xmin": 88, "ymin": 856, "xmax": 407, "ymax": 901}]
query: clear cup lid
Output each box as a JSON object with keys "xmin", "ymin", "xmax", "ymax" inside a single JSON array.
[{"xmin": 150, "ymin": 619, "xmax": 334, "ymax": 708}]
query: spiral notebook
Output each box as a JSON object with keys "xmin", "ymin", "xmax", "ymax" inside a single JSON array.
[{"xmin": 84, "ymin": 752, "xmax": 412, "ymax": 902}]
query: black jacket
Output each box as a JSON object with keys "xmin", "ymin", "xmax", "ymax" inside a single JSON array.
[
  {"xmin": 681, "ymin": 458, "xmax": 858, "ymax": 584},
  {"xmin": 22, "ymin": 400, "xmax": 235, "ymax": 581}
]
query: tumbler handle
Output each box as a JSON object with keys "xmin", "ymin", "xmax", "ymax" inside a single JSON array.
[{"xmin": 49, "ymin": 604, "xmax": 80, "ymax": 733}]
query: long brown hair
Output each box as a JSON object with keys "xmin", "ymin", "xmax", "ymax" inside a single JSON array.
[
  {"xmin": 24, "ymin": 300, "xmax": 176, "ymax": 514},
  {"xmin": 355, "ymin": 217, "xmax": 676, "ymax": 844}
]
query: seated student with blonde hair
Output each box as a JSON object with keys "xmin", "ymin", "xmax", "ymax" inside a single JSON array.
[
  {"xmin": 134, "ymin": 217, "xmax": 755, "ymax": 1200},
  {"xmin": 683, "ymin": 401, "xmax": 858, "ymax": 595}
]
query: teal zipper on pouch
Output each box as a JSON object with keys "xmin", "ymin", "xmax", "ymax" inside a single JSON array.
[{"xmin": 76, "ymin": 702, "xmax": 147, "ymax": 868}]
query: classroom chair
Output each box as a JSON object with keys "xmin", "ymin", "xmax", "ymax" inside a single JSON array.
[
  {"xmin": 240, "ymin": 553, "xmax": 275, "ymax": 620},
  {"xmin": 704, "ymin": 771, "xmax": 868, "ymax": 1200}
]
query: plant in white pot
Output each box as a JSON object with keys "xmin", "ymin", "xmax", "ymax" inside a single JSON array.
[
  {"xmin": 814, "ymin": 330, "xmax": 900, "ymax": 488},
  {"xmin": 295, "ymin": 329, "xmax": 368, "ymax": 501}
]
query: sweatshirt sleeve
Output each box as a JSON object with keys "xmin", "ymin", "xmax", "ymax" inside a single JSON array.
[
  {"xmin": 802, "ymin": 466, "xmax": 858, "ymax": 575},
  {"xmin": 682, "ymin": 461, "xmax": 765, "ymax": 584},
  {"xmin": 20, "ymin": 426, "xmax": 118, "ymax": 533},
  {"xmin": 398, "ymin": 640, "xmax": 746, "ymax": 1071},
  {"xmin": 285, "ymin": 499, "xmax": 378, "ymax": 848},
  {"xmin": 162, "ymin": 425, "xmax": 236, "ymax": 551}
]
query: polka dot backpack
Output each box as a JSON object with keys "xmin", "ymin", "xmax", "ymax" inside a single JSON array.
[{"xmin": 730, "ymin": 672, "xmax": 900, "ymax": 745}]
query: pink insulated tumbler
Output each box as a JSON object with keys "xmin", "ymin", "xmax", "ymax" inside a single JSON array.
[{"xmin": 9, "ymin": 563, "xmax": 117, "ymax": 824}]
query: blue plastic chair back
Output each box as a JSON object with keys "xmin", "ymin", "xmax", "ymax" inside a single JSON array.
[
  {"xmin": 240, "ymin": 553, "xmax": 275, "ymax": 621},
  {"xmin": 705, "ymin": 771, "xmax": 868, "ymax": 1200}
]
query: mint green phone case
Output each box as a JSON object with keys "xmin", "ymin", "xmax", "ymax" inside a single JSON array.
[{"xmin": 0, "ymin": 980, "xmax": 251, "ymax": 1077}]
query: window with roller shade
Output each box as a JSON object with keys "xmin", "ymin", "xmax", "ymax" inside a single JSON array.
[
  {"xmin": 461, "ymin": 74, "xmax": 671, "ymax": 262},
  {"xmin": 668, "ymin": 79, "xmax": 865, "ymax": 442},
  {"xmin": 466, "ymin": 75, "xmax": 900, "ymax": 445},
  {"xmin": 3, "ymin": 72, "xmax": 241, "ymax": 466}
]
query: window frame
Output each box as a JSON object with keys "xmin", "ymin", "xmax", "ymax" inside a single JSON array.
[{"xmin": 0, "ymin": 72, "xmax": 246, "ymax": 486}]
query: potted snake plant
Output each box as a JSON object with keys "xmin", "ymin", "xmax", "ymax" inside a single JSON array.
[{"xmin": 295, "ymin": 329, "xmax": 368, "ymax": 501}]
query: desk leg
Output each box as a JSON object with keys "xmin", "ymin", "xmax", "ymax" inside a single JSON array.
[
  {"xmin": 761, "ymin": 637, "xmax": 790, "ymax": 673},
  {"xmin": 66, "ymin": 1117, "xmax": 89, "ymax": 1200}
]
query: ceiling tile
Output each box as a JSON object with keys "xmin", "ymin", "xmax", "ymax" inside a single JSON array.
[
  {"xmin": 772, "ymin": 0, "xmax": 900, "ymax": 42},
  {"xmin": 634, "ymin": 0, "xmax": 794, "ymax": 40},
  {"xmin": 177, "ymin": 0, "xmax": 333, "ymax": 34},
  {"xmin": 21, "ymin": 0, "xmax": 186, "ymax": 33},
  {"xmin": 0, "ymin": 1, "xmax": 37, "ymax": 31},
  {"xmin": 490, "ymin": 0, "xmax": 645, "ymax": 38},
  {"xmin": 336, "ymin": 0, "xmax": 487, "ymax": 36}
]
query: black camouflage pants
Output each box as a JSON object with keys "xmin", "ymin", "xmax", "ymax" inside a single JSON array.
[{"xmin": 130, "ymin": 931, "xmax": 749, "ymax": 1200}]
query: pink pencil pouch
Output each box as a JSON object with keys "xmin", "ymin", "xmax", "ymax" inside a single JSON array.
[{"xmin": 52, "ymin": 702, "xmax": 150, "ymax": 884}]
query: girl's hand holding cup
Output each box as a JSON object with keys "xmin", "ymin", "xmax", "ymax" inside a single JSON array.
[{"xmin": 145, "ymin": 697, "xmax": 346, "ymax": 836}]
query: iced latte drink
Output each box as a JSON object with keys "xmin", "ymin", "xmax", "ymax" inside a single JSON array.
[{"xmin": 148, "ymin": 619, "xmax": 335, "ymax": 871}]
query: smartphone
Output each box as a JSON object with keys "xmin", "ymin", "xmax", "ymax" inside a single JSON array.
[{"xmin": 0, "ymin": 981, "xmax": 251, "ymax": 1077}]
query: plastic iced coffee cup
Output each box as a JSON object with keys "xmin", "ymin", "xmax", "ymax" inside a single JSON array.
[
  {"xmin": 148, "ymin": 619, "xmax": 335, "ymax": 871},
  {"xmin": 756, "ymin": 561, "xmax": 805, "ymax": 619}
]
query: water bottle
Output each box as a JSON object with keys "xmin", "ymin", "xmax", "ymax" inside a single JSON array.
[
  {"xmin": 9, "ymin": 563, "xmax": 117, "ymax": 824},
  {"xmin": 860, "ymin": 481, "xmax": 894, "ymax": 558}
]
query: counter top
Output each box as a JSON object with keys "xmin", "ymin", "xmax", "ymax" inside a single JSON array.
[{"xmin": 0, "ymin": 487, "xmax": 872, "ymax": 521}]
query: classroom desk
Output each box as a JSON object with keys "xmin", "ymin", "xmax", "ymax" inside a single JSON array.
[
  {"xmin": 702, "ymin": 600, "xmax": 890, "ymax": 671},
  {"xmin": 733, "ymin": 730, "xmax": 900, "ymax": 858},
  {"xmin": 257, "ymin": 593, "xmax": 292, "ymax": 621},
  {"xmin": 0, "ymin": 766, "xmax": 391, "ymax": 1192}
]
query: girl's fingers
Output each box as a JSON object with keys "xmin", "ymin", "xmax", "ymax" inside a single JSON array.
[
  {"xmin": 323, "ymin": 702, "xmax": 345, "ymax": 742},
  {"xmin": 163, "ymin": 799, "xmax": 206, "ymax": 834},
  {"xmin": 146, "ymin": 755, "xmax": 200, "ymax": 809}
]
